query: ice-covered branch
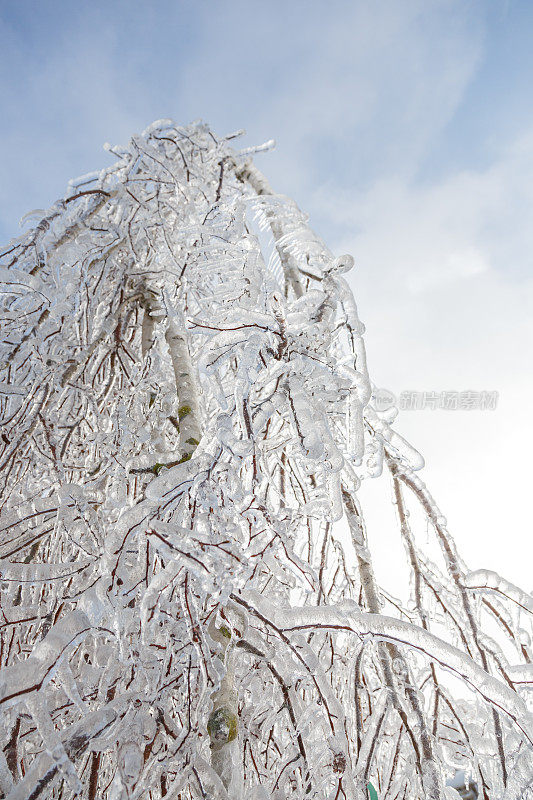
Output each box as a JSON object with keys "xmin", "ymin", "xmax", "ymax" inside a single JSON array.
[{"xmin": 234, "ymin": 592, "xmax": 533, "ymax": 744}]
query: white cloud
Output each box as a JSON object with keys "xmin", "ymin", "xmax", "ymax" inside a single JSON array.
[{"xmin": 308, "ymin": 127, "xmax": 533, "ymax": 594}]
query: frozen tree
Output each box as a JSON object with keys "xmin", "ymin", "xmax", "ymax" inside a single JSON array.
[{"xmin": 0, "ymin": 119, "xmax": 532, "ymax": 800}]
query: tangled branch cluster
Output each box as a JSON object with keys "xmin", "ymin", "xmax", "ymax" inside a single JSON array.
[{"xmin": 0, "ymin": 120, "xmax": 531, "ymax": 800}]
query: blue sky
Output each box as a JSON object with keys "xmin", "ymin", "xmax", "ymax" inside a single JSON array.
[{"xmin": 1, "ymin": 0, "xmax": 532, "ymax": 590}]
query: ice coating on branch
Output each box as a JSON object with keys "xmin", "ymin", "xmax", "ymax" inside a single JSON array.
[
  {"xmin": 242, "ymin": 593, "xmax": 533, "ymax": 737},
  {"xmin": 0, "ymin": 559, "xmax": 93, "ymax": 582},
  {"xmin": 365, "ymin": 406, "xmax": 425, "ymax": 471},
  {"xmin": 0, "ymin": 119, "xmax": 531, "ymax": 799},
  {"xmin": 464, "ymin": 569, "xmax": 533, "ymax": 613}
]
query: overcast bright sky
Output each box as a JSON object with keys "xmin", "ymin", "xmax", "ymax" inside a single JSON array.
[{"xmin": 1, "ymin": 0, "xmax": 532, "ymax": 594}]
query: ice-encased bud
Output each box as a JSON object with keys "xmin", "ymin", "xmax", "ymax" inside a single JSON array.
[
  {"xmin": 118, "ymin": 741, "xmax": 143, "ymax": 787},
  {"xmin": 327, "ymin": 254, "xmax": 355, "ymax": 275},
  {"xmin": 207, "ymin": 707, "xmax": 238, "ymax": 748}
]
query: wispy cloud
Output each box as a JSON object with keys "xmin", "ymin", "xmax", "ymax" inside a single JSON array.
[{"xmin": 0, "ymin": 0, "xmax": 483, "ymax": 236}]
